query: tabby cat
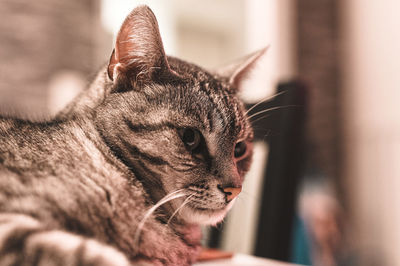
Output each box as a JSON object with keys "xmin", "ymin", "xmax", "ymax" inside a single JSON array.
[{"xmin": 0, "ymin": 6, "xmax": 266, "ymax": 266}]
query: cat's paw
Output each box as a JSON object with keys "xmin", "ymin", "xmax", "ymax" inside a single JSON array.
[
  {"xmin": 24, "ymin": 230, "xmax": 131, "ymax": 266},
  {"xmin": 0, "ymin": 214, "xmax": 131, "ymax": 266},
  {"xmin": 77, "ymin": 238, "xmax": 132, "ymax": 266}
]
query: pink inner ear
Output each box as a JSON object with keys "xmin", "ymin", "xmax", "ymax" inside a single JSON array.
[
  {"xmin": 216, "ymin": 47, "xmax": 268, "ymax": 91},
  {"xmin": 230, "ymin": 47, "xmax": 268, "ymax": 89},
  {"xmin": 107, "ymin": 5, "xmax": 170, "ymax": 84},
  {"xmin": 108, "ymin": 49, "xmax": 117, "ymax": 80}
]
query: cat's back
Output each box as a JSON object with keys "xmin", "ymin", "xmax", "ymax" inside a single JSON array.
[
  {"xmin": 0, "ymin": 117, "xmax": 79, "ymax": 171},
  {"xmin": 0, "ymin": 115, "xmax": 131, "ymax": 184},
  {"xmin": 0, "ymin": 116, "xmax": 123, "ymax": 224}
]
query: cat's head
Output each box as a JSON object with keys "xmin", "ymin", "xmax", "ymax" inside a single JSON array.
[{"xmin": 95, "ymin": 6, "xmax": 266, "ymax": 225}]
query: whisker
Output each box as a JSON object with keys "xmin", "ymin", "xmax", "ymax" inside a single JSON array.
[
  {"xmin": 134, "ymin": 189, "xmax": 188, "ymax": 250},
  {"xmin": 244, "ymin": 91, "xmax": 286, "ymax": 116},
  {"xmin": 250, "ymin": 114, "xmax": 270, "ymax": 125},
  {"xmin": 248, "ymin": 105, "xmax": 299, "ymax": 120},
  {"xmin": 167, "ymin": 194, "xmax": 195, "ymax": 225}
]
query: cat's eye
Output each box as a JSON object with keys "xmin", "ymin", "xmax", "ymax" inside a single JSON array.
[
  {"xmin": 180, "ymin": 128, "xmax": 201, "ymax": 152},
  {"xmin": 234, "ymin": 141, "xmax": 247, "ymax": 158}
]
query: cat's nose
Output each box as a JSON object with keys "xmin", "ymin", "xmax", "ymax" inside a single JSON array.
[{"xmin": 217, "ymin": 185, "xmax": 242, "ymax": 201}]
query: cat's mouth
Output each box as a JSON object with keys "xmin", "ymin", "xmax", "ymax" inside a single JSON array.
[
  {"xmin": 186, "ymin": 202, "xmax": 227, "ymax": 212},
  {"xmin": 175, "ymin": 195, "xmax": 236, "ymax": 225},
  {"xmin": 162, "ymin": 182, "xmax": 240, "ymax": 225}
]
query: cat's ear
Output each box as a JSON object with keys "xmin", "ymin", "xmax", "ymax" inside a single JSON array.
[
  {"xmin": 107, "ymin": 6, "xmax": 179, "ymax": 88},
  {"xmin": 216, "ymin": 47, "xmax": 269, "ymax": 91}
]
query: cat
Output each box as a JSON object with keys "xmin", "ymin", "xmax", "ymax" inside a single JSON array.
[{"xmin": 0, "ymin": 5, "xmax": 266, "ymax": 266}]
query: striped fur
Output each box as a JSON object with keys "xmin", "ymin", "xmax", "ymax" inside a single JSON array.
[{"xmin": 0, "ymin": 5, "xmax": 265, "ymax": 266}]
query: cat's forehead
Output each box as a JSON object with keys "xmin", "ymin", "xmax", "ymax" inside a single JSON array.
[
  {"xmin": 167, "ymin": 56, "xmax": 232, "ymax": 91},
  {"xmin": 180, "ymin": 77, "xmax": 248, "ymax": 140},
  {"xmin": 147, "ymin": 56, "xmax": 249, "ymax": 138}
]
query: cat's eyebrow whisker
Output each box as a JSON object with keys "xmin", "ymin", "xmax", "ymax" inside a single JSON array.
[
  {"xmin": 133, "ymin": 189, "xmax": 188, "ymax": 251},
  {"xmin": 244, "ymin": 91, "xmax": 286, "ymax": 116},
  {"xmin": 167, "ymin": 194, "xmax": 195, "ymax": 225},
  {"xmin": 248, "ymin": 105, "xmax": 299, "ymax": 120},
  {"xmin": 250, "ymin": 114, "xmax": 270, "ymax": 125}
]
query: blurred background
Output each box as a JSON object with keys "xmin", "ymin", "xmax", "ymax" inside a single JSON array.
[{"xmin": 0, "ymin": 0, "xmax": 399, "ymax": 265}]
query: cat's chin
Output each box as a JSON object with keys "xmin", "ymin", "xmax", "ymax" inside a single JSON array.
[{"xmin": 179, "ymin": 199, "xmax": 236, "ymax": 226}]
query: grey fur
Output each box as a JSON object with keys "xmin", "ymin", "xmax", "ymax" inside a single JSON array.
[{"xmin": 0, "ymin": 5, "xmax": 262, "ymax": 266}]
